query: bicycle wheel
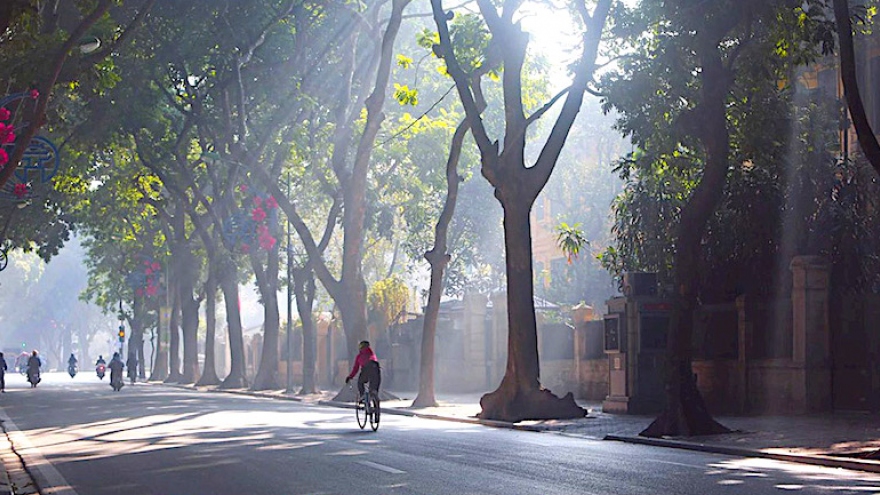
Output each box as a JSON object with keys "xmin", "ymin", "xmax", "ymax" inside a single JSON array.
[
  {"xmin": 356, "ymin": 394, "xmax": 367, "ymax": 429},
  {"xmin": 369, "ymin": 395, "xmax": 380, "ymax": 431}
]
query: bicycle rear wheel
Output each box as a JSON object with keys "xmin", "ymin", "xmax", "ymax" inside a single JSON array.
[
  {"xmin": 369, "ymin": 395, "xmax": 380, "ymax": 431},
  {"xmin": 356, "ymin": 394, "xmax": 367, "ymax": 429}
]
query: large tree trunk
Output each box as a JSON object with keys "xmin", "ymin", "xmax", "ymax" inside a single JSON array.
[
  {"xmin": 336, "ymin": 282, "xmax": 369, "ymax": 360},
  {"xmin": 197, "ymin": 270, "xmax": 221, "ymax": 386},
  {"xmin": 479, "ymin": 202, "xmax": 585, "ymax": 421},
  {"xmin": 294, "ymin": 265, "xmax": 318, "ymax": 395},
  {"xmin": 219, "ymin": 261, "xmax": 248, "ymax": 389},
  {"xmin": 413, "ymin": 120, "xmax": 470, "ymax": 408},
  {"xmin": 251, "ymin": 245, "xmax": 282, "ymax": 390},
  {"xmin": 165, "ymin": 284, "xmax": 183, "ymax": 383},
  {"xmin": 179, "ymin": 249, "xmax": 201, "ymax": 384},
  {"xmin": 641, "ymin": 42, "xmax": 732, "ymax": 438},
  {"xmin": 834, "ymin": 0, "xmax": 880, "ymax": 176},
  {"xmin": 130, "ymin": 296, "xmax": 145, "ymax": 379},
  {"xmin": 149, "ymin": 302, "xmax": 169, "ymax": 382}
]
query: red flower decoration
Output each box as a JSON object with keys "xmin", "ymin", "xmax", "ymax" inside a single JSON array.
[
  {"xmin": 0, "ymin": 108, "xmax": 9, "ymax": 121},
  {"xmin": 13, "ymin": 183, "xmax": 28, "ymax": 198},
  {"xmin": 151, "ymin": 262, "xmax": 160, "ymax": 271},
  {"xmin": 29, "ymin": 89, "xmax": 39, "ymax": 100},
  {"xmin": 259, "ymin": 236, "xmax": 277, "ymax": 250},
  {"xmin": 0, "ymin": 148, "xmax": 7, "ymax": 167},
  {"xmin": 239, "ymin": 184, "xmax": 248, "ymax": 193},
  {"xmin": 146, "ymin": 285, "xmax": 158, "ymax": 297},
  {"xmin": 251, "ymin": 206, "xmax": 266, "ymax": 223},
  {"xmin": 253, "ymin": 196, "xmax": 263, "ymax": 208},
  {"xmin": 0, "ymin": 123, "xmax": 14, "ymax": 144},
  {"xmin": 265, "ymin": 196, "xmax": 278, "ymax": 209},
  {"xmin": 145, "ymin": 268, "xmax": 153, "ymax": 275}
]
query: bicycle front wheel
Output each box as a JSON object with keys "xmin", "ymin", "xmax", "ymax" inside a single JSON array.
[
  {"xmin": 356, "ymin": 396, "xmax": 367, "ymax": 429},
  {"xmin": 369, "ymin": 395, "xmax": 380, "ymax": 431}
]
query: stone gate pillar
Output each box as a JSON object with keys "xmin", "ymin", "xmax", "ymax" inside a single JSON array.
[{"xmin": 790, "ymin": 255, "xmax": 831, "ymax": 412}]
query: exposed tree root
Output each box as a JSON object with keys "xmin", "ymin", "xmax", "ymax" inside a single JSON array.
[
  {"xmin": 640, "ymin": 373, "xmax": 730, "ymax": 437},
  {"xmin": 478, "ymin": 385, "xmax": 586, "ymax": 423}
]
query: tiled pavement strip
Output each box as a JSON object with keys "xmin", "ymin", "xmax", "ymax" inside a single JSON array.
[{"xmin": 2, "ymin": 385, "xmax": 879, "ymax": 494}]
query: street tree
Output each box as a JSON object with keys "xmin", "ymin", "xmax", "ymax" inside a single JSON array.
[
  {"xmin": 601, "ymin": 0, "xmax": 840, "ymax": 436},
  {"xmin": 430, "ymin": 0, "xmax": 613, "ymax": 421},
  {"xmin": 256, "ymin": 0, "xmax": 415, "ymax": 367}
]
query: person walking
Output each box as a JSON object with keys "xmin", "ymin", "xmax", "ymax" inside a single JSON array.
[
  {"xmin": 0, "ymin": 352, "xmax": 7, "ymax": 392},
  {"xmin": 126, "ymin": 351, "xmax": 138, "ymax": 384},
  {"xmin": 26, "ymin": 350, "xmax": 41, "ymax": 388}
]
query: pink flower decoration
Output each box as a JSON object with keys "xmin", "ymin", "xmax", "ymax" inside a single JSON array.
[
  {"xmin": 152, "ymin": 262, "xmax": 160, "ymax": 271},
  {"xmin": 146, "ymin": 285, "xmax": 158, "ymax": 297},
  {"xmin": 0, "ymin": 148, "xmax": 7, "ymax": 167},
  {"xmin": 29, "ymin": 89, "xmax": 39, "ymax": 100},
  {"xmin": 251, "ymin": 206, "xmax": 266, "ymax": 223},
  {"xmin": 13, "ymin": 183, "xmax": 28, "ymax": 198},
  {"xmin": 265, "ymin": 196, "xmax": 278, "ymax": 209},
  {"xmin": 239, "ymin": 184, "xmax": 248, "ymax": 193},
  {"xmin": 145, "ymin": 268, "xmax": 153, "ymax": 275},
  {"xmin": 0, "ymin": 108, "xmax": 9, "ymax": 121},
  {"xmin": 253, "ymin": 196, "xmax": 263, "ymax": 208}
]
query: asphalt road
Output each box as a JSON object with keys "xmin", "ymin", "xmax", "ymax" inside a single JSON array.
[{"xmin": 0, "ymin": 372, "xmax": 878, "ymax": 495}]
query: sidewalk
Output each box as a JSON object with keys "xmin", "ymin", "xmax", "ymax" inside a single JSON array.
[{"xmin": 180, "ymin": 384, "xmax": 880, "ymax": 474}]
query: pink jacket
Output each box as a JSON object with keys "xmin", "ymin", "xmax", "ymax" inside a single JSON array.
[{"xmin": 347, "ymin": 346, "xmax": 378, "ymax": 380}]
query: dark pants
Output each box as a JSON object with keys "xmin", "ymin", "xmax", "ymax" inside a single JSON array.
[
  {"xmin": 357, "ymin": 361, "xmax": 381, "ymax": 397},
  {"xmin": 0, "ymin": 372, "xmax": 4, "ymax": 391}
]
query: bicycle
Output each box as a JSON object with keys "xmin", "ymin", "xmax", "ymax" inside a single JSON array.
[{"xmin": 352, "ymin": 383, "xmax": 380, "ymax": 431}]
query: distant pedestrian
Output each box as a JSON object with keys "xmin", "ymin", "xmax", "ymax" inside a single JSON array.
[
  {"xmin": 0, "ymin": 352, "xmax": 6, "ymax": 392},
  {"xmin": 126, "ymin": 351, "xmax": 138, "ymax": 384}
]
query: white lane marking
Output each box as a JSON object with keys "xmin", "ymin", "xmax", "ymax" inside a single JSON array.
[
  {"xmin": 356, "ymin": 460, "xmax": 406, "ymax": 474},
  {"xmin": 0, "ymin": 408, "xmax": 79, "ymax": 495}
]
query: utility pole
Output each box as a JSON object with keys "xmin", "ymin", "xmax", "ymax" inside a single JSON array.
[{"xmin": 286, "ymin": 172, "xmax": 294, "ymax": 393}]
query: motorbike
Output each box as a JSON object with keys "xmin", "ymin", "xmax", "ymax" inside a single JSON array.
[
  {"xmin": 96, "ymin": 363, "xmax": 106, "ymax": 380},
  {"xmin": 110, "ymin": 370, "xmax": 124, "ymax": 391},
  {"xmin": 26, "ymin": 368, "xmax": 40, "ymax": 388},
  {"xmin": 68, "ymin": 363, "xmax": 77, "ymax": 378}
]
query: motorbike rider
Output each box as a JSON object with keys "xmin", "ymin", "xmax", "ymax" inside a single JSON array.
[
  {"xmin": 67, "ymin": 352, "xmax": 79, "ymax": 378},
  {"xmin": 95, "ymin": 355, "xmax": 107, "ymax": 379},
  {"xmin": 108, "ymin": 352, "xmax": 124, "ymax": 388},
  {"xmin": 0, "ymin": 352, "xmax": 7, "ymax": 393},
  {"xmin": 26, "ymin": 350, "xmax": 41, "ymax": 387}
]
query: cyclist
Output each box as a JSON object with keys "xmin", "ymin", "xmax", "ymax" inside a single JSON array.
[{"xmin": 345, "ymin": 340, "xmax": 381, "ymax": 402}]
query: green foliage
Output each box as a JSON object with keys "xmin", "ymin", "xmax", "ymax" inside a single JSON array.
[
  {"xmin": 600, "ymin": 0, "xmax": 880, "ymax": 300},
  {"xmin": 393, "ymin": 83, "xmax": 419, "ymax": 106},
  {"xmin": 555, "ymin": 222, "xmax": 588, "ymax": 263},
  {"xmin": 368, "ymin": 276, "xmax": 410, "ymax": 326}
]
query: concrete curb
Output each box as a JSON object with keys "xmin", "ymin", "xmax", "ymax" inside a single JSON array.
[
  {"xmin": 316, "ymin": 400, "xmax": 546, "ymax": 432},
  {"xmin": 604, "ymin": 434, "xmax": 880, "ymax": 474}
]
